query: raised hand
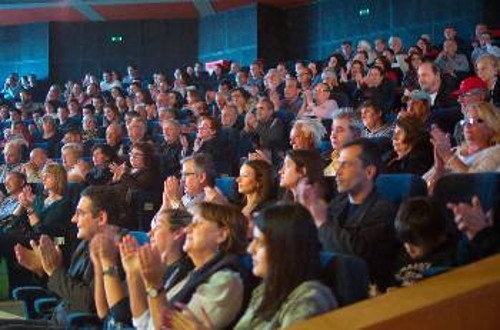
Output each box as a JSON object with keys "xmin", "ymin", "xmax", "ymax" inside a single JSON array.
[
  {"xmin": 119, "ymin": 234, "xmax": 140, "ymax": 275},
  {"xmin": 14, "ymin": 243, "xmax": 44, "ymax": 276},
  {"xmin": 447, "ymin": 196, "xmax": 493, "ymax": 240},
  {"xmin": 164, "ymin": 176, "xmax": 182, "ymax": 208},
  {"xmin": 18, "ymin": 186, "xmax": 35, "ymax": 209},
  {"xmin": 138, "ymin": 243, "xmax": 164, "ymax": 290},
  {"xmin": 430, "ymin": 125, "xmax": 453, "ymax": 162},
  {"xmin": 163, "ymin": 303, "xmax": 213, "ymax": 330},
  {"xmin": 36, "ymin": 235, "xmax": 63, "ymax": 276}
]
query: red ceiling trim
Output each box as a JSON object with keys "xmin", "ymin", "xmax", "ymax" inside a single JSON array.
[
  {"xmin": 0, "ymin": 7, "xmax": 85, "ymax": 26},
  {"xmin": 92, "ymin": 3, "xmax": 199, "ymax": 20}
]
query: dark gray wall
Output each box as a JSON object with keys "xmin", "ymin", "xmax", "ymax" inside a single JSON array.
[
  {"xmin": 198, "ymin": 4, "xmax": 258, "ymax": 66},
  {"xmin": 284, "ymin": 0, "xmax": 485, "ymax": 61},
  {"xmin": 0, "ymin": 23, "xmax": 49, "ymax": 81},
  {"xmin": 50, "ymin": 19, "xmax": 198, "ymax": 82}
]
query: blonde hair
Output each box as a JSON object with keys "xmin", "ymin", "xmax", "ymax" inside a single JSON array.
[
  {"xmin": 469, "ymin": 102, "xmax": 500, "ymax": 144},
  {"xmin": 42, "ymin": 163, "xmax": 67, "ymax": 196}
]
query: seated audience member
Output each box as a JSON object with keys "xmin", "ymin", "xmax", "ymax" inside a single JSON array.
[
  {"xmin": 202, "ymin": 204, "xmax": 336, "ymax": 329},
  {"xmin": 57, "ymin": 104, "xmax": 78, "ymax": 134},
  {"xmin": 189, "ymin": 117, "xmax": 227, "ymax": 165},
  {"xmin": 324, "ymin": 108, "xmax": 363, "ymax": 177},
  {"xmin": 471, "ymin": 31, "xmax": 500, "ymax": 64},
  {"xmin": 121, "ymin": 117, "xmax": 149, "ymax": 157},
  {"xmin": 36, "ymin": 115, "xmax": 60, "ymax": 157},
  {"xmin": 354, "ymin": 66, "xmax": 395, "ymax": 112},
  {"xmin": 11, "ymin": 186, "xmax": 122, "ymax": 327},
  {"xmin": 7, "ymin": 120, "xmax": 33, "ymax": 149},
  {"xmin": 299, "ymin": 83, "xmax": 339, "ymax": 119},
  {"xmin": 279, "ymin": 149, "xmax": 325, "ymax": 204},
  {"xmin": 313, "ymin": 139, "xmax": 399, "ymax": 290},
  {"xmin": 237, "ymin": 159, "xmax": 275, "ymax": 221},
  {"xmin": 157, "ymin": 119, "xmax": 183, "ymax": 178},
  {"xmin": 373, "ymin": 55, "xmax": 402, "ymax": 85},
  {"xmin": 360, "ymin": 101, "xmax": 393, "ymax": 139},
  {"xmin": 106, "ymin": 123, "xmax": 124, "ymax": 157},
  {"xmin": 162, "ymin": 153, "xmax": 225, "ymax": 210},
  {"xmin": 475, "ymin": 54, "xmax": 500, "ymax": 108},
  {"xmin": 89, "ymin": 209, "xmax": 194, "ymax": 328},
  {"xmin": 85, "ymin": 144, "xmax": 114, "ymax": 186},
  {"xmin": 321, "ymin": 69, "xmax": 350, "ymax": 108},
  {"xmin": 385, "ymin": 116, "xmax": 433, "ymax": 175},
  {"xmin": 0, "ymin": 171, "xmax": 26, "ymax": 228},
  {"xmin": 451, "ymin": 77, "xmax": 488, "ymax": 145},
  {"xmin": 0, "ymin": 140, "xmax": 24, "ymax": 182},
  {"xmin": 61, "ymin": 142, "xmax": 85, "ymax": 182},
  {"xmin": 448, "ymin": 196, "xmax": 500, "ymax": 258},
  {"xmin": 398, "ymin": 90, "xmax": 432, "ymax": 128},
  {"xmin": 289, "ymin": 118, "xmax": 327, "ymax": 151},
  {"xmin": 82, "ymin": 115, "xmax": 101, "ymax": 141},
  {"xmin": 279, "ymin": 77, "xmax": 303, "ymax": 117},
  {"xmin": 230, "ymin": 87, "xmax": 253, "ymax": 115},
  {"xmin": 402, "ymin": 52, "xmax": 424, "ymax": 93},
  {"xmin": 134, "ymin": 202, "xmax": 249, "ymax": 330},
  {"xmin": 435, "ymin": 39, "xmax": 470, "ymax": 80},
  {"xmin": 417, "ymin": 61, "xmax": 459, "ymax": 110},
  {"xmin": 394, "ymin": 197, "xmax": 458, "ymax": 287},
  {"xmin": 425, "ymin": 102, "xmax": 500, "ymax": 191},
  {"xmin": 102, "ymin": 103, "xmax": 122, "ymax": 128},
  {"xmin": 110, "ymin": 141, "xmax": 159, "ymax": 196},
  {"xmin": 220, "ymin": 104, "xmax": 241, "ymax": 130},
  {"xmin": 254, "ymin": 98, "xmax": 288, "ymax": 152},
  {"xmin": 12, "ymin": 163, "xmax": 72, "ymax": 240},
  {"xmin": 21, "ymin": 147, "xmax": 48, "ymax": 183}
]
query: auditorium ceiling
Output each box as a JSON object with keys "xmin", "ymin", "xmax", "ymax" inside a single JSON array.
[{"xmin": 0, "ymin": 0, "xmax": 312, "ymax": 25}]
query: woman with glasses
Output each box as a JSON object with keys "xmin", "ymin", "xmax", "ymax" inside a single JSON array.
[
  {"xmin": 110, "ymin": 141, "xmax": 160, "ymax": 226},
  {"xmin": 298, "ymin": 82, "xmax": 339, "ymax": 119},
  {"xmin": 135, "ymin": 202, "xmax": 249, "ymax": 330},
  {"xmin": 425, "ymin": 102, "xmax": 500, "ymax": 191},
  {"xmin": 166, "ymin": 203, "xmax": 338, "ymax": 329}
]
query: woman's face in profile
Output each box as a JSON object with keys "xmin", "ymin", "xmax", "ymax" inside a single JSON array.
[{"xmin": 248, "ymin": 226, "xmax": 268, "ymax": 278}]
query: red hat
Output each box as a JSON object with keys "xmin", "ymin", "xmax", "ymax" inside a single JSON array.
[{"xmin": 452, "ymin": 77, "xmax": 487, "ymax": 96}]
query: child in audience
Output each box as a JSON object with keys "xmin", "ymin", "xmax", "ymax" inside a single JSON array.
[{"xmin": 394, "ymin": 197, "xmax": 458, "ymax": 286}]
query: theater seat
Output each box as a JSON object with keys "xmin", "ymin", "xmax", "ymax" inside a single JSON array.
[
  {"xmin": 215, "ymin": 177, "xmax": 240, "ymax": 203},
  {"xmin": 375, "ymin": 174, "xmax": 427, "ymax": 207},
  {"xmin": 128, "ymin": 189, "xmax": 162, "ymax": 231},
  {"xmin": 433, "ymin": 172, "xmax": 500, "ymax": 225},
  {"xmin": 320, "ymin": 252, "xmax": 370, "ymax": 307}
]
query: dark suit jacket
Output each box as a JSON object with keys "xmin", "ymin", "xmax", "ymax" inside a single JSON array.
[
  {"xmin": 319, "ymin": 189, "xmax": 399, "ymax": 290},
  {"xmin": 47, "ymin": 240, "xmax": 94, "ymax": 326}
]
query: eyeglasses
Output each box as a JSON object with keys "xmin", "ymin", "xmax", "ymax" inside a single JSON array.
[
  {"xmin": 458, "ymin": 92, "xmax": 480, "ymax": 98},
  {"xmin": 129, "ymin": 152, "xmax": 145, "ymax": 158},
  {"xmin": 181, "ymin": 171, "xmax": 196, "ymax": 177},
  {"xmin": 460, "ymin": 117, "xmax": 485, "ymax": 127}
]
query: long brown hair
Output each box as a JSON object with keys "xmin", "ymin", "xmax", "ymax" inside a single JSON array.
[{"xmin": 253, "ymin": 203, "xmax": 322, "ymax": 320}]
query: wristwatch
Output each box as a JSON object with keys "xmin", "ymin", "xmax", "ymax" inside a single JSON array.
[
  {"xmin": 103, "ymin": 265, "xmax": 119, "ymax": 277},
  {"xmin": 146, "ymin": 285, "xmax": 165, "ymax": 298}
]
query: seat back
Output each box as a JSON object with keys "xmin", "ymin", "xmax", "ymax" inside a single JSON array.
[
  {"xmin": 320, "ymin": 252, "xmax": 370, "ymax": 307},
  {"xmin": 375, "ymin": 174, "xmax": 427, "ymax": 207},
  {"xmin": 128, "ymin": 189, "xmax": 162, "ymax": 231},
  {"xmin": 433, "ymin": 173, "xmax": 500, "ymax": 225},
  {"xmin": 215, "ymin": 177, "xmax": 240, "ymax": 204}
]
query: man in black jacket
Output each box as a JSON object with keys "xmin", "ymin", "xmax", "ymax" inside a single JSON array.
[
  {"xmin": 317, "ymin": 139, "xmax": 400, "ymax": 291},
  {"xmin": 8, "ymin": 186, "xmax": 121, "ymax": 328}
]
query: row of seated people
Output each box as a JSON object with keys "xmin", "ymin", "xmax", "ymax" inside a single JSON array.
[
  {"xmin": 0, "ymin": 21, "xmax": 497, "ymax": 328},
  {"xmin": 2, "ymin": 140, "xmax": 499, "ymax": 329}
]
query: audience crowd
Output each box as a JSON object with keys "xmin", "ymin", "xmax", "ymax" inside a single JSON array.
[{"xmin": 0, "ymin": 22, "xmax": 498, "ymax": 329}]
